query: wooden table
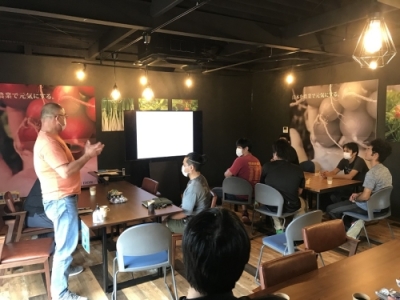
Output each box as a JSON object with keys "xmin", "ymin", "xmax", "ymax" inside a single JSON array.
[
  {"xmin": 79, "ymin": 181, "xmax": 182, "ymax": 292},
  {"xmin": 304, "ymin": 172, "xmax": 361, "ymax": 210},
  {"xmin": 250, "ymin": 239, "xmax": 400, "ymax": 300}
]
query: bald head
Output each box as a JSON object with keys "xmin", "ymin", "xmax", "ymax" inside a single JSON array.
[{"xmin": 41, "ymin": 102, "xmax": 63, "ymax": 119}]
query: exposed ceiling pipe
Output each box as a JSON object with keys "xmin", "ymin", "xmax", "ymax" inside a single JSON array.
[
  {"xmin": 117, "ymin": 0, "xmax": 211, "ymax": 53},
  {"xmin": 202, "ymin": 51, "xmax": 298, "ymax": 73}
]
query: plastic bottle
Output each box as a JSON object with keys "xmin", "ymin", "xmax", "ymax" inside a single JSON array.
[{"xmin": 93, "ymin": 204, "xmax": 102, "ymax": 223}]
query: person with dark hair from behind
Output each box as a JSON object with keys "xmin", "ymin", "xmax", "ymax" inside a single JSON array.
[
  {"xmin": 326, "ymin": 138, "xmax": 392, "ymax": 239},
  {"xmin": 164, "ymin": 152, "xmax": 210, "ymax": 234},
  {"xmin": 320, "ymin": 142, "xmax": 369, "ymax": 203},
  {"xmin": 24, "ymin": 178, "xmax": 84, "ymax": 276},
  {"xmin": 278, "ymin": 133, "xmax": 299, "ymax": 165},
  {"xmin": 260, "ymin": 140, "xmax": 305, "ymax": 233},
  {"xmin": 211, "ymin": 138, "xmax": 261, "ymax": 224},
  {"xmin": 180, "ymin": 207, "xmax": 285, "ymax": 300}
]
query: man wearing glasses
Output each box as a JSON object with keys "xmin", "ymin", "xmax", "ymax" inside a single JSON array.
[
  {"xmin": 34, "ymin": 103, "xmax": 104, "ymax": 300},
  {"xmin": 326, "ymin": 138, "xmax": 392, "ymax": 239}
]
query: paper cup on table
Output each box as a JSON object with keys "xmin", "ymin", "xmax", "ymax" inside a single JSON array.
[
  {"xmin": 89, "ymin": 186, "xmax": 96, "ymax": 196},
  {"xmin": 327, "ymin": 177, "xmax": 333, "ymax": 185},
  {"xmin": 273, "ymin": 293, "xmax": 290, "ymax": 300},
  {"xmin": 100, "ymin": 205, "xmax": 110, "ymax": 218},
  {"xmin": 352, "ymin": 292, "xmax": 370, "ymax": 300}
]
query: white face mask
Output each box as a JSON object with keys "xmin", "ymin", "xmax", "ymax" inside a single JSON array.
[
  {"xmin": 181, "ymin": 165, "xmax": 189, "ymax": 177},
  {"xmin": 236, "ymin": 148, "xmax": 243, "ymax": 157},
  {"xmin": 343, "ymin": 152, "xmax": 352, "ymax": 160},
  {"xmin": 58, "ymin": 119, "xmax": 67, "ymax": 131}
]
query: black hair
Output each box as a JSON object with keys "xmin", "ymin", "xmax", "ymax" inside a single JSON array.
[
  {"xmin": 41, "ymin": 102, "xmax": 63, "ymax": 119},
  {"xmin": 236, "ymin": 138, "xmax": 252, "ymax": 152},
  {"xmin": 370, "ymin": 138, "xmax": 392, "ymax": 163},
  {"xmin": 279, "ymin": 133, "xmax": 291, "ymax": 143},
  {"xmin": 185, "ymin": 152, "xmax": 207, "ymax": 171},
  {"xmin": 343, "ymin": 142, "xmax": 359, "ymax": 156},
  {"xmin": 182, "ymin": 208, "xmax": 250, "ymax": 295},
  {"xmin": 272, "ymin": 139, "xmax": 291, "ymax": 160}
]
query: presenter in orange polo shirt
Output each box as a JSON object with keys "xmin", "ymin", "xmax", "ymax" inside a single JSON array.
[{"xmin": 34, "ymin": 103, "xmax": 104, "ymax": 300}]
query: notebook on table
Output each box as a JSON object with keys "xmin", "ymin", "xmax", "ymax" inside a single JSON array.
[{"xmin": 142, "ymin": 198, "xmax": 173, "ymax": 209}]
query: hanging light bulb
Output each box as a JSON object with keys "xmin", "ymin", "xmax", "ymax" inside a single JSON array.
[
  {"xmin": 140, "ymin": 75, "xmax": 148, "ymax": 86},
  {"xmin": 111, "ymin": 83, "xmax": 121, "ymax": 100},
  {"xmin": 353, "ymin": 13, "xmax": 397, "ymax": 69},
  {"xmin": 185, "ymin": 74, "xmax": 193, "ymax": 88},
  {"xmin": 142, "ymin": 86, "xmax": 154, "ymax": 100},
  {"xmin": 76, "ymin": 64, "xmax": 86, "ymax": 80},
  {"xmin": 285, "ymin": 73, "xmax": 294, "ymax": 84}
]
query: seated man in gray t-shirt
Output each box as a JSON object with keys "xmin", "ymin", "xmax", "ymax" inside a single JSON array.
[
  {"xmin": 326, "ymin": 139, "xmax": 392, "ymax": 236},
  {"xmin": 165, "ymin": 152, "xmax": 211, "ymax": 234}
]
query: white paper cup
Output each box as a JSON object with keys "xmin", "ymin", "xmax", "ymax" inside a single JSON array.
[
  {"xmin": 274, "ymin": 293, "xmax": 290, "ymax": 300},
  {"xmin": 100, "ymin": 205, "xmax": 110, "ymax": 218},
  {"xmin": 352, "ymin": 292, "xmax": 370, "ymax": 300},
  {"xmin": 89, "ymin": 186, "xmax": 96, "ymax": 196},
  {"xmin": 327, "ymin": 177, "xmax": 333, "ymax": 185}
]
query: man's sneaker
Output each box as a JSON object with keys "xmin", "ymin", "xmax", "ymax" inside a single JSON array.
[
  {"xmin": 346, "ymin": 220, "xmax": 364, "ymax": 239},
  {"xmin": 68, "ymin": 265, "xmax": 84, "ymax": 277},
  {"xmin": 59, "ymin": 291, "xmax": 88, "ymax": 300},
  {"xmin": 275, "ymin": 229, "xmax": 284, "ymax": 234}
]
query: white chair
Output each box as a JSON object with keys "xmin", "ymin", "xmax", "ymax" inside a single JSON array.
[
  {"xmin": 112, "ymin": 223, "xmax": 178, "ymax": 300},
  {"xmin": 343, "ymin": 186, "xmax": 394, "ymax": 247},
  {"xmin": 222, "ymin": 177, "xmax": 253, "ymax": 215},
  {"xmin": 251, "ymin": 183, "xmax": 301, "ymax": 233},
  {"xmin": 254, "ymin": 210, "xmax": 322, "ymax": 284}
]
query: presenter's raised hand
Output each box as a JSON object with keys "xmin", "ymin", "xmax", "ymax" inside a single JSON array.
[{"xmin": 85, "ymin": 140, "xmax": 105, "ymax": 158}]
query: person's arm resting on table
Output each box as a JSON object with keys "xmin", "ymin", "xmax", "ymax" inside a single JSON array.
[{"xmin": 333, "ymin": 169, "xmax": 359, "ymax": 180}]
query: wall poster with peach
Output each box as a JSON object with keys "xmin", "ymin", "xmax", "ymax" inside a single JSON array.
[
  {"xmin": 0, "ymin": 84, "xmax": 97, "ymax": 197},
  {"xmin": 289, "ymin": 79, "xmax": 378, "ymax": 172}
]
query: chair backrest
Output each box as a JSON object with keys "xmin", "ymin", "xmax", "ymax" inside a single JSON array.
[
  {"xmin": 222, "ymin": 177, "xmax": 253, "ymax": 204},
  {"xmin": 116, "ymin": 223, "xmax": 172, "ymax": 269},
  {"xmin": 259, "ymin": 250, "xmax": 318, "ymax": 290},
  {"xmin": 367, "ymin": 186, "xmax": 393, "ymax": 218},
  {"xmin": 285, "ymin": 210, "xmax": 323, "ymax": 254},
  {"xmin": 141, "ymin": 177, "xmax": 159, "ymax": 195},
  {"xmin": 299, "ymin": 160, "xmax": 315, "ymax": 173},
  {"xmin": 4, "ymin": 191, "xmax": 16, "ymax": 213},
  {"xmin": 302, "ymin": 219, "xmax": 347, "ymax": 254},
  {"xmin": 255, "ymin": 183, "xmax": 284, "ymax": 215}
]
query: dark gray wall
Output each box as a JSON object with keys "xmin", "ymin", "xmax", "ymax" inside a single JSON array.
[
  {"xmin": 250, "ymin": 54, "xmax": 400, "ymax": 219},
  {"xmin": 0, "ymin": 53, "xmax": 251, "ymax": 198}
]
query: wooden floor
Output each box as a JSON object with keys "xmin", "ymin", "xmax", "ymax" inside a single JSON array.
[{"xmin": 1, "ymin": 212, "xmax": 399, "ymax": 300}]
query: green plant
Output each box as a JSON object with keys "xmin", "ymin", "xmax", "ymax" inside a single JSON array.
[{"xmin": 385, "ymin": 90, "xmax": 400, "ymax": 142}]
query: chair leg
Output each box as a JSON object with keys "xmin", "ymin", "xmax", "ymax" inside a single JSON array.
[
  {"xmin": 387, "ymin": 220, "xmax": 395, "ymax": 239},
  {"xmin": 44, "ymin": 259, "xmax": 51, "ymax": 300},
  {"xmin": 171, "ymin": 266, "xmax": 178, "ymax": 300},
  {"xmin": 171, "ymin": 237, "xmax": 177, "ymax": 270},
  {"xmin": 363, "ymin": 225, "xmax": 371, "ymax": 247},
  {"xmin": 251, "ymin": 207, "xmax": 257, "ymax": 234},
  {"xmin": 254, "ymin": 245, "xmax": 265, "ymax": 284},
  {"xmin": 318, "ymin": 253, "xmax": 325, "ymax": 266}
]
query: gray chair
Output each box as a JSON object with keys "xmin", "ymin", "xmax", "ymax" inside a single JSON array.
[
  {"xmin": 255, "ymin": 210, "xmax": 322, "ymax": 283},
  {"xmin": 342, "ymin": 186, "xmax": 394, "ymax": 247},
  {"xmin": 251, "ymin": 183, "xmax": 301, "ymax": 233},
  {"xmin": 112, "ymin": 223, "xmax": 178, "ymax": 300},
  {"xmin": 222, "ymin": 177, "xmax": 253, "ymax": 215}
]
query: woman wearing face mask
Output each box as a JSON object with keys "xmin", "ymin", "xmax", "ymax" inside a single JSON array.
[
  {"xmin": 320, "ymin": 142, "xmax": 369, "ymax": 203},
  {"xmin": 164, "ymin": 152, "xmax": 211, "ymax": 234}
]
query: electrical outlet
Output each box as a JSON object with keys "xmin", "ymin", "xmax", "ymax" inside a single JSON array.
[{"xmin": 283, "ymin": 126, "xmax": 288, "ymax": 133}]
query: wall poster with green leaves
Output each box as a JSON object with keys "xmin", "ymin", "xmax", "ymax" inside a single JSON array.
[
  {"xmin": 386, "ymin": 85, "xmax": 400, "ymax": 142},
  {"xmin": 101, "ymin": 98, "xmax": 134, "ymax": 131}
]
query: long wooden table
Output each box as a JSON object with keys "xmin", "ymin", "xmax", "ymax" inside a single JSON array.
[
  {"xmin": 250, "ymin": 239, "xmax": 400, "ymax": 300},
  {"xmin": 79, "ymin": 181, "xmax": 182, "ymax": 292},
  {"xmin": 304, "ymin": 172, "xmax": 362, "ymax": 209}
]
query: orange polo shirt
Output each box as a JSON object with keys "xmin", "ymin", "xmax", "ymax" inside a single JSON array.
[{"xmin": 33, "ymin": 131, "xmax": 81, "ymax": 201}]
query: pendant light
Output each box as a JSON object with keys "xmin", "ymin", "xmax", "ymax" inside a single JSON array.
[
  {"xmin": 111, "ymin": 53, "xmax": 121, "ymax": 100},
  {"xmin": 76, "ymin": 64, "xmax": 86, "ymax": 80},
  {"xmin": 185, "ymin": 73, "xmax": 193, "ymax": 88},
  {"xmin": 353, "ymin": 12, "xmax": 397, "ymax": 69}
]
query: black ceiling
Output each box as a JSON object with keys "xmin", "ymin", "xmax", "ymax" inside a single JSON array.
[{"xmin": 0, "ymin": 0, "xmax": 399, "ymax": 74}]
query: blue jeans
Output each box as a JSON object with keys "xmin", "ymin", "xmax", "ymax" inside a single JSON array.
[{"xmin": 43, "ymin": 195, "xmax": 79, "ymax": 299}]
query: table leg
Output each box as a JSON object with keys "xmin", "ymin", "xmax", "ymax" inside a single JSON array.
[
  {"xmin": 102, "ymin": 227, "xmax": 109, "ymax": 292},
  {"xmin": 317, "ymin": 194, "xmax": 320, "ymax": 210}
]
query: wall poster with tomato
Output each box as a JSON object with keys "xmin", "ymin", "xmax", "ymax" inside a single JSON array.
[
  {"xmin": 289, "ymin": 79, "xmax": 378, "ymax": 172},
  {"xmin": 0, "ymin": 84, "xmax": 97, "ymax": 197},
  {"xmin": 386, "ymin": 85, "xmax": 400, "ymax": 142}
]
